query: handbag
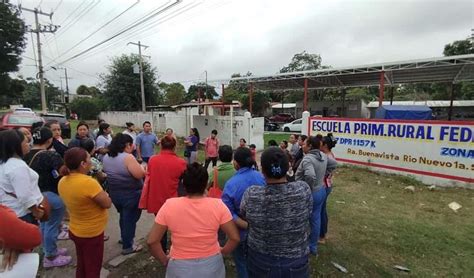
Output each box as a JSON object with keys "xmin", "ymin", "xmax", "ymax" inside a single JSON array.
[
  {"xmin": 27, "ymin": 150, "xmax": 52, "ymax": 221},
  {"xmin": 184, "ymin": 149, "xmax": 191, "ymax": 158},
  {"xmin": 208, "ymin": 167, "xmax": 223, "ymax": 198}
]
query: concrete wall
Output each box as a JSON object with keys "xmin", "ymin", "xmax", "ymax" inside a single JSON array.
[
  {"xmin": 192, "ymin": 113, "xmax": 265, "ymax": 150},
  {"xmin": 100, "ymin": 111, "xmax": 265, "ymax": 150},
  {"xmin": 99, "ymin": 111, "xmax": 193, "ymax": 137}
]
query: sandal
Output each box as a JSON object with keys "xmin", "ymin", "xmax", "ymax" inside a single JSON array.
[
  {"xmin": 57, "ymin": 230, "xmax": 69, "ymax": 240},
  {"xmin": 121, "ymin": 244, "xmax": 143, "ymax": 255},
  {"xmin": 43, "ymin": 255, "xmax": 72, "ymax": 268}
]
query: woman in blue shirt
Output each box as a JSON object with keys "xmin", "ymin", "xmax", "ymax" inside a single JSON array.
[{"xmin": 184, "ymin": 128, "xmax": 200, "ymax": 164}]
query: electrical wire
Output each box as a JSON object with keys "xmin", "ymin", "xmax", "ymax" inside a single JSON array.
[
  {"xmin": 56, "ymin": 0, "xmax": 182, "ymax": 65},
  {"xmin": 44, "ymin": 1, "xmax": 173, "ymax": 66},
  {"xmin": 51, "ymin": 0, "xmax": 140, "ymax": 63},
  {"xmin": 52, "ymin": 0, "xmax": 63, "ymax": 13},
  {"xmin": 52, "ymin": 0, "xmax": 101, "ymax": 40},
  {"xmin": 69, "ymin": 1, "xmax": 197, "ymax": 63},
  {"xmin": 60, "ymin": 0, "xmax": 201, "ymax": 64}
]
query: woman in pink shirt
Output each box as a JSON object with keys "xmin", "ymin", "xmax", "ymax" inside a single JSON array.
[{"xmin": 147, "ymin": 163, "xmax": 240, "ymax": 278}]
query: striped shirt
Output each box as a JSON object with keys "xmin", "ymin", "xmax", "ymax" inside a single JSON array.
[{"xmin": 240, "ymin": 180, "xmax": 313, "ymax": 258}]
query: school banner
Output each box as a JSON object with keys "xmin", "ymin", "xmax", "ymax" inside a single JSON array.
[{"xmin": 308, "ymin": 117, "xmax": 474, "ymax": 187}]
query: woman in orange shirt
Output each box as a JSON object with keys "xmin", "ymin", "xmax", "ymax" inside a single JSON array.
[
  {"xmin": 58, "ymin": 148, "xmax": 112, "ymax": 278},
  {"xmin": 0, "ymin": 205, "xmax": 42, "ymax": 273},
  {"xmin": 147, "ymin": 163, "xmax": 240, "ymax": 278}
]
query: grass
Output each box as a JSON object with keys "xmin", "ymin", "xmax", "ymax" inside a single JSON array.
[
  {"xmin": 69, "ymin": 120, "xmax": 206, "ymax": 162},
  {"xmin": 263, "ymin": 132, "xmax": 294, "ymax": 147},
  {"xmin": 106, "ymin": 165, "xmax": 474, "ymax": 277},
  {"xmin": 68, "ymin": 121, "xmax": 474, "ymax": 277}
]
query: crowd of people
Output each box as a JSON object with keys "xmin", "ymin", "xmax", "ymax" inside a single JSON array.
[{"xmin": 0, "ymin": 118, "xmax": 337, "ymax": 278}]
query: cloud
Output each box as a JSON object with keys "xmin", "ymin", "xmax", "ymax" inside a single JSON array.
[{"xmin": 15, "ymin": 0, "xmax": 473, "ymax": 94}]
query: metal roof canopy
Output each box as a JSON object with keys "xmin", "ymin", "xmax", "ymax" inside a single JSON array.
[{"xmin": 229, "ymin": 54, "xmax": 474, "ymax": 91}]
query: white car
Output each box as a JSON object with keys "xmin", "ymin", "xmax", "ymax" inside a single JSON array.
[
  {"xmin": 282, "ymin": 118, "xmax": 302, "ymax": 132},
  {"xmin": 13, "ymin": 107, "xmax": 35, "ymax": 115}
]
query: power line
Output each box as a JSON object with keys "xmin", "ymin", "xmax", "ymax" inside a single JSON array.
[
  {"xmin": 62, "ymin": 1, "xmax": 199, "ymax": 64},
  {"xmin": 56, "ymin": 0, "xmax": 182, "ymax": 65},
  {"xmin": 49, "ymin": 0, "xmax": 140, "ymax": 64},
  {"xmin": 52, "ymin": 0, "xmax": 63, "ymax": 13},
  {"xmin": 52, "ymin": 0, "xmax": 101, "ymax": 40},
  {"xmin": 44, "ymin": 1, "xmax": 173, "ymax": 66}
]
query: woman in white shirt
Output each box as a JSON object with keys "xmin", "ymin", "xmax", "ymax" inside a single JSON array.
[{"xmin": 0, "ymin": 129, "xmax": 44, "ymax": 224}]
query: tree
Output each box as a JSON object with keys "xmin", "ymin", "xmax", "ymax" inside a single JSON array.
[
  {"xmin": 280, "ymin": 51, "xmax": 326, "ymax": 73},
  {"xmin": 160, "ymin": 82, "xmax": 186, "ymax": 105},
  {"xmin": 0, "ymin": 2, "xmax": 26, "ymax": 93},
  {"xmin": 101, "ymin": 54, "xmax": 161, "ymax": 111},
  {"xmin": 186, "ymin": 82, "xmax": 218, "ymax": 101},
  {"xmin": 241, "ymin": 91, "xmax": 270, "ymax": 116},
  {"xmin": 443, "ymin": 39, "xmax": 474, "ymax": 56},
  {"xmin": 76, "ymin": 85, "xmax": 101, "ymax": 96},
  {"xmin": 19, "ymin": 78, "xmax": 62, "ymax": 109},
  {"xmin": 69, "ymin": 97, "xmax": 105, "ymax": 120}
]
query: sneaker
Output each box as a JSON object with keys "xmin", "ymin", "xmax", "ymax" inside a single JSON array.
[
  {"xmin": 56, "ymin": 248, "xmax": 68, "ymax": 256},
  {"xmin": 43, "ymin": 255, "xmax": 72, "ymax": 268},
  {"xmin": 57, "ymin": 230, "xmax": 69, "ymax": 240}
]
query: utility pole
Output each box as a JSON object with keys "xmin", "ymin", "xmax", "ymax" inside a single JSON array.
[
  {"xmin": 52, "ymin": 66, "xmax": 71, "ymax": 116},
  {"xmin": 128, "ymin": 41, "xmax": 149, "ymax": 112},
  {"xmin": 21, "ymin": 6, "xmax": 59, "ymax": 113}
]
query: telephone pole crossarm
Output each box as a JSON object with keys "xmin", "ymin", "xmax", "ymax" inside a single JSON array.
[{"xmin": 128, "ymin": 41, "xmax": 149, "ymax": 112}]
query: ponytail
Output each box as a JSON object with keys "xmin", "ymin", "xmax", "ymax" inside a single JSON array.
[{"xmin": 59, "ymin": 165, "xmax": 70, "ymax": 176}]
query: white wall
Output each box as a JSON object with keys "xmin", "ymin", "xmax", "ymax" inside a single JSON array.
[
  {"xmin": 100, "ymin": 111, "xmax": 265, "ymax": 150},
  {"xmin": 192, "ymin": 114, "xmax": 265, "ymax": 150},
  {"xmin": 99, "ymin": 111, "xmax": 193, "ymax": 137}
]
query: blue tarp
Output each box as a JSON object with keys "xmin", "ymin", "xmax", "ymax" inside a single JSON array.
[{"xmin": 375, "ymin": 105, "xmax": 433, "ymax": 120}]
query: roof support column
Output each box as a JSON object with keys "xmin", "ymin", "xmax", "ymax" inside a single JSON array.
[
  {"xmin": 448, "ymin": 83, "xmax": 455, "ymax": 121},
  {"xmin": 249, "ymin": 83, "xmax": 254, "ymax": 115},
  {"xmin": 304, "ymin": 78, "xmax": 308, "ymax": 113},
  {"xmin": 378, "ymin": 70, "xmax": 385, "ymax": 107},
  {"xmin": 389, "ymin": 86, "xmax": 394, "ymax": 105},
  {"xmin": 221, "ymin": 83, "xmax": 225, "ymax": 115}
]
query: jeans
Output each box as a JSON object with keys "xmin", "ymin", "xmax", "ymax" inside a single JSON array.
[
  {"xmin": 320, "ymin": 187, "xmax": 332, "ymax": 238},
  {"xmin": 110, "ymin": 190, "xmax": 142, "ymax": 250},
  {"xmin": 40, "ymin": 191, "xmax": 66, "ymax": 257},
  {"xmin": 232, "ymin": 241, "xmax": 248, "ymax": 278},
  {"xmin": 166, "ymin": 253, "xmax": 225, "ymax": 278},
  {"xmin": 309, "ymin": 187, "xmax": 327, "ymax": 254},
  {"xmin": 186, "ymin": 151, "xmax": 198, "ymax": 164},
  {"xmin": 19, "ymin": 213, "xmax": 38, "ymax": 225},
  {"xmin": 247, "ymin": 248, "xmax": 309, "ymax": 278},
  {"xmin": 70, "ymin": 231, "xmax": 104, "ymax": 278},
  {"xmin": 204, "ymin": 157, "xmax": 218, "ymax": 170}
]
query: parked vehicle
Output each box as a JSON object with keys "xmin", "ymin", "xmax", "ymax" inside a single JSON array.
[
  {"xmin": 41, "ymin": 113, "xmax": 71, "ymax": 138},
  {"xmin": 0, "ymin": 112, "xmax": 44, "ymax": 130},
  {"xmin": 282, "ymin": 118, "xmax": 302, "ymax": 132},
  {"xmin": 13, "ymin": 107, "xmax": 35, "ymax": 115},
  {"xmin": 264, "ymin": 117, "xmax": 280, "ymax": 131},
  {"xmin": 269, "ymin": 113, "xmax": 295, "ymax": 123}
]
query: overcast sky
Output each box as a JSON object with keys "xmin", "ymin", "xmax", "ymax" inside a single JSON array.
[{"xmin": 15, "ymin": 0, "xmax": 474, "ymax": 94}]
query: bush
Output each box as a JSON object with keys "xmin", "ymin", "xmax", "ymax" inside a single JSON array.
[{"xmin": 69, "ymin": 97, "xmax": 105, "ymax": 120}]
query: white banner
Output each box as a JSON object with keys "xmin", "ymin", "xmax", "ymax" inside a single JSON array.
[{"xmin": 308, "ymin": 117, "xmax": 474, "ymax": 187}]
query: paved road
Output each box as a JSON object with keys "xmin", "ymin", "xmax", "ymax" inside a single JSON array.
[{"xmin": 40, "ymin": 208, "xmax": 155, "ymax": 277}]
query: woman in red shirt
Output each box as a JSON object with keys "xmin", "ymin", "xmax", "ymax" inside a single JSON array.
[{"xmin": 140, "ymin": 135, "xmax": 187, "ymax": 252}]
